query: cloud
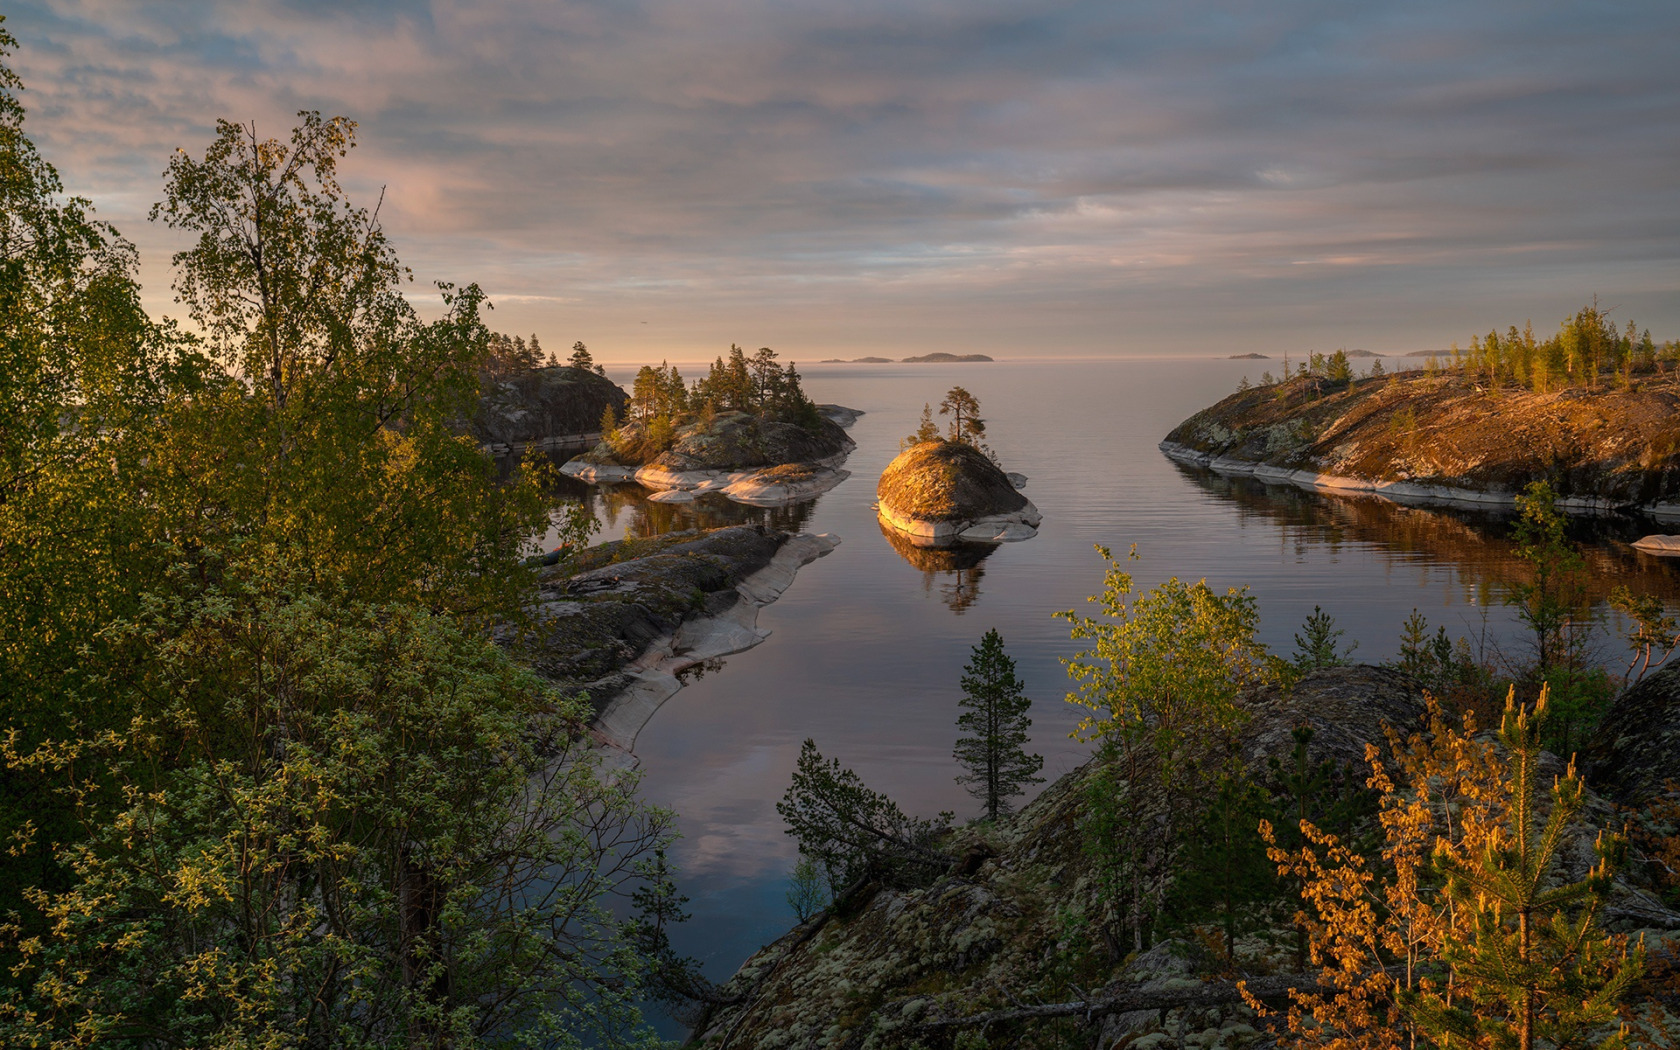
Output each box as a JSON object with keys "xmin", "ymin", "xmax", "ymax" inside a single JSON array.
[{"xmin": 5, "ymin": 0, "xmax": 1678, "ymax": 357}]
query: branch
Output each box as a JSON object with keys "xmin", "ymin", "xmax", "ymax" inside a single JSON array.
[{"xmin": 908, "ymin": 968, "xmax": 1406, "ymax": 1031}]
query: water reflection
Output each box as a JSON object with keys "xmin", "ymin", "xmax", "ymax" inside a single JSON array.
[
  {"xmin": 538, "ymin": 474, "xmax": 821, "ymax": 548},
  {"xmin": 876, "ymin": 517, "xmax": 997, "ymax": 614},
  {"xmin": 1173, "ymin": 464, "xmax": 1680, "ymax": 608}
]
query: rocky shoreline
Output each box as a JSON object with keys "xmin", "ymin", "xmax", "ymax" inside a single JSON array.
[
  {"xmin": 519, "ymin": 525, "xmax": 838, "ymax": 758},
  {"xmin": 688, "ymin": 663, "xmax": 1680, "ymax": 1048},
  {"xmin": 1159, "ymin": 438, "xmax": 1680, "ymax": 520},
  {"xmin": 1163, "ymin": 373, "xmax": 1680, "ymax": 522}
]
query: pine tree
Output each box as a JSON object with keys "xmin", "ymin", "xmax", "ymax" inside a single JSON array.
[
  {"xmin": 568, "ymin": 340, "xmax": 593, "ymax": 374},
  {"xmin": 903, "ymin": 403, "xmax": 941, "ymax": 448},
  {"xmin": 938, "ymin": 386, "xmax": 985, "ymax": 446},
  {"xmin": 953, "ymin": 629, "xmax": 1043, "ymax": 821},
  {"xmin": 1401, "ymin": 688, "xmax": 1643, "ymax": 1050},
  {"xmin": 1291, "ymin": 605, "xmax": 1356, "ymax": 672}
]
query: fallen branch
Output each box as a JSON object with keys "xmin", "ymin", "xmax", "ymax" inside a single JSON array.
[{"xmin": 909, "ymin": 967, "xmax": 1409, "ymax": 1031}]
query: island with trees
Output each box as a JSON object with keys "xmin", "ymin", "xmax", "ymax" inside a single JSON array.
[
  {"xmin": 1165, "ymin": 306, "xmax": 1680, "ymax": 521},
  {"xmin": 876, "ymin": 387, "xmax": 1042, "ymax": 544},
  {"xmin": 560, "ymin": 344, "xmax": 862, "ymax": 505}
]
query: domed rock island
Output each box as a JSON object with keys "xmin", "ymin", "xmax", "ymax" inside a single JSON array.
[{"xmin": 876, "ymin": 440, "xmax": 1041, "ymax": 545}]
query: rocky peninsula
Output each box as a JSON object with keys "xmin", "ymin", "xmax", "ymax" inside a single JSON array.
[
  {"xmin": 518, "ymin": 525, "xmax": 837, "ymax": 756},
  {"xmin": 1163, "ymin": 370, "xmax": 1680, "ymax": 520},
  {"xmin": 876, "ymin": 440, "xmax": 1041, "ymax": 544}
]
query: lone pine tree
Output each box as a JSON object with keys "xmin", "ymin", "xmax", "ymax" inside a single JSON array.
[{"xmin": 954, "ymin": 628, "xmax": 1043, "ymax": 821}]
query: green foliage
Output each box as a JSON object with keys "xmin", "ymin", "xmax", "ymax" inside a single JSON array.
[
  {"xmin": 904, "ymin": 402, "xmax": 942, "ymax": 448},
  {"xmin": 1291, "ymin": 605, "xmax": 1357, "ymax": 673},
  {"xmin": 1506, "ymin": 481, "xmax": 1588, "ymax": 674},
  {"xmin": 1326, "ymin": 349, "xmax": 1353, "ymax": 386},
  {"xmin": 1609, "ymin": 585, "xmax": 1680, "ymax": 684},
  {"xmin": 1059, "ymin": 544, "xmax": 1284, "ymax": 953},
  {"xmin": 690, "ymin": 344, "xmax": 815, "ymax": 423},
  {"xmin": 1164, "ymin": 763, "xmax": 1274, "ymax": 967},
  {"xmin": 786, "ymin": 856, "xmax": 829, "ymax": 923},
  {"xmin": 1264, "ymin": 726, "xmax": 1377, "ymax": 971},
  {"xmin": 0, "ymin": 37, "xmax": 671, "ymax": 1043},
  {"xmin": 938, "ymin": 386, "xmax": 985, "ymax": 446},
  {"xmin": 1059, "ymin": 545, "xmax": 1281, "ymax": 751},
  {"xmin": 1, "ymin": 592, "xmax": 676, "ymax": 1048},
  {"xmin": 953, "ymin": 629, "xmax": 1043, "ymax": 822},
  {"xmin": 569, "ymin": 339, "xmax": 594, "ymax": 374},
  {"xmin": 777, "ymin": 739, "xmax": 953, "ymax": 890},
  {"xmin": 1399, "ymin": 691, "xmax": 1644, "ymax": 1050}
]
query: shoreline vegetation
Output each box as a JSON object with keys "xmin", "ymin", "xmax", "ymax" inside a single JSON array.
[
  {"xmin": 1169, "ymin": 305, "xmax": 1680, "ymax": 522},
  {"xmin": 10, "ymin": 8, "xmax": 1680, "ymax": 1044}
]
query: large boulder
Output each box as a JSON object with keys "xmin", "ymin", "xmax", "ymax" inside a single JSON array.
[
  {"xmin": 876, "ymin": 440, "xmax": 1041, "ymax": 545},
  {"xmin": 472, "ymin": 366, "xmax": 628, "ymax": 451},
  {"xmin": 1585, "ymin": 662, "xmax": 1680, "ymax": 807}
]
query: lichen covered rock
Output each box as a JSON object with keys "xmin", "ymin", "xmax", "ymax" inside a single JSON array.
[
  {"xmin": 1586, "ymin": 662, "xmax": 1680, "ymax": 807},
  {"xmin": 876, "ymin": 441, "xmax": 1041, "ymax": 545}
]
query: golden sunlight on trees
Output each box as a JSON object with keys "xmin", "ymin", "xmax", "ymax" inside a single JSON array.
[{"xmin": 1255, "ymin": 688, "xmax": 1643, "ymax": 1050}]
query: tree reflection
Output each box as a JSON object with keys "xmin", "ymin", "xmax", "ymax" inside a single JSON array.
[
  {"xmin": 1170, "ymin": 463, "xmax": 1680, "ymax": 607},
  {"xmin": 540, "ymin": 476, "xmax": 822, "ymax": 548},
  {"xmin": 876, "ymin": 517, "xmax": 997, "ymax": 614}
]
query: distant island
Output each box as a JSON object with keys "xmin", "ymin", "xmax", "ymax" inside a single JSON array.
[
  {"xmin": 1344, "ymin": 348, "xmax": 1380, "ymax": 358},
  {"xmin": 817, "ymin": 356, "xmax": 894, "ymax": 363},
  {"xmin": 900, "ymin": 352, "xmax": 993, "ymax": 363},
  {"xmin": 1163, "ymin": 306, "xmax": 1680, "ymax": 517},
  {"xmin": 1227, "ymin": 353, "xmax": 1269, "ymax": 359}
]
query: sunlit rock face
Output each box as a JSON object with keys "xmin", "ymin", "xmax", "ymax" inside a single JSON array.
[
  {"xmin": 560, "ymin": 407, "xmax": 860, "ymax": 506},
  {"xmin": 1162, "ymin": 372, "xmax": 1680, "ymax": 519},
  {"xmin": 876, "ymin": 440, "xmax": 1041, "ymax": 546}
]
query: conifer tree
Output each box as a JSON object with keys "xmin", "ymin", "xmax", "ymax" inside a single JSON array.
[
  {"xmin": 568, "ymin": 339, "xmax": 593, "ymax": 374},
  {"xmin": 1400, "ymin": 688, "xmax": 1643, "ymax": 1050},
  {"xmin": 903, "ymin": 403, "xmax": 941, "ymax": 448},
  {"xmin": 938, "ymin": 386, "xmax": 985, "ymax": 445},
  {"xmin": 953, "ymin": 629, "xmax": 1043, "ymax": 821}
]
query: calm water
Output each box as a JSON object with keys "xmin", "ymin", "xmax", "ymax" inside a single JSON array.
[{"xmin": 563, "ymin": 357, "xmax": 1680, "ymax": 1031}]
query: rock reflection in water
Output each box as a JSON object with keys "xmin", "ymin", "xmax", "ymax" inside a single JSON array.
[
  {"xmin": 545, "ymin": 474, "xmax": 818, "ymax": 545},
  {"xmin": 875, "ymin": 516, "xmax": 996, "ymax": 614},
  {"xmin": 1173, "ymin": 464, "xmax": 1680, "ymax": 608}
]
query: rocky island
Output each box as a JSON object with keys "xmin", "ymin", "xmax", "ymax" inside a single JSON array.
[
  {"xmin": 877, "ymin": 387, "xmax": 1039, "ymax": 544},
  {"xmin": 559, "ymin": 347, "xmax": 861, "ymax": 505},
  {"xmin": 877, "ymin": 440, "xmax": 1040, "ymax": 544},
  {"xmin": 1165, "ymin": 318, "xmax": 1680, "ymax": 519}
]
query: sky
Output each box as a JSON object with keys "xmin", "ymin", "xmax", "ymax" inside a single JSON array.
[{"xmin": 5, "ymin": 0, "xmax": 1679, "ymax": 361}]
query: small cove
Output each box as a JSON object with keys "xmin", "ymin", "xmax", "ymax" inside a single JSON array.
[{"xmin": 549, "ymin": 357, "xmax": 1680, "ymax": 1034}]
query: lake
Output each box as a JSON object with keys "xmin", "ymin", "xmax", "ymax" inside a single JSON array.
[{"xmin": 560, "ymin": 356, "xmax": 1680, "ymax": 1033}]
